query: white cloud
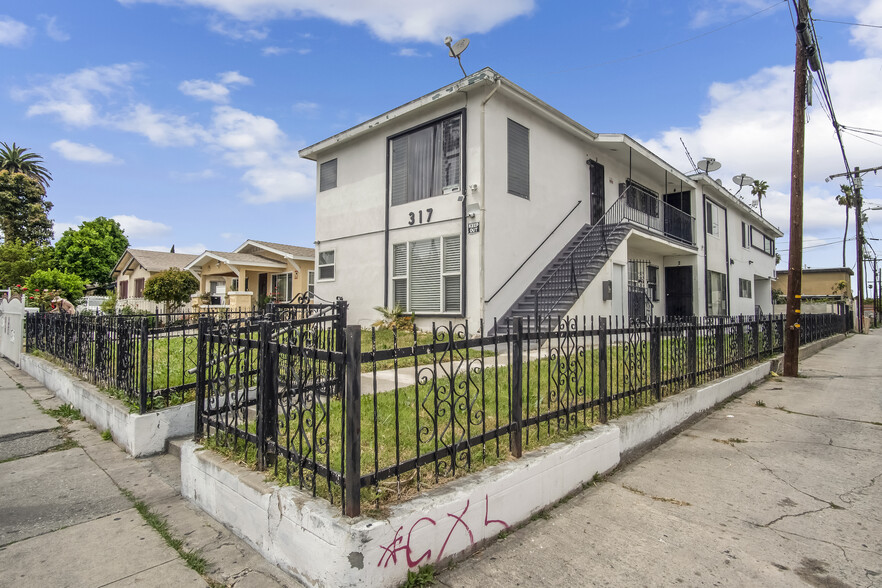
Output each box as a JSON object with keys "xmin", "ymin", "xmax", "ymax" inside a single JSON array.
[
  {"xmin": 39, "ymin": 15, "xmax": 69, "ymax": 41},
  {"xmin": 118, "ymin": 0, "xmax": 534, "ymax": 42},
  {"xmin": 0, "ymin": 15, "xmax": 31, "ymax": 47},
  {"xmin": 17, "ymin": 63, "xmax": 137, "ymax": 127},
  {"xmin": 171, "ymin": 169, "xmax": 216, "ymax": 181},
  {"xmin": 51, "ymin": 140, "xmax": 121, "ymax": 164},
  {"xmin": 292, "ymin": 101, "xmax": 319, "ymax": 114},
  {"xmin": 52, "ymin": 222, "xmax": 76, "ymax": 241},
  {"xmin": 262, "ymin": 46, "xmax": 290, "ymax": 56},
  {"xmin": 850, "ymin": 0, "xmax": 882, "ymax": 55},
  {"xmin": 207, "ymin": 16, "xmax": 268, "ymax": 40},
  {"xmin": 179, "ymin": 71, "xmax": 252, "ymax": 103},
  {"xmin": 688, "ymin": 0, "xmax": 778, "ymax": 29},
  {"xmin": 22, "ymin": 63, "xmax": 314, "ymax": 203},
  {"xmin": 395, "ymin": 48, "xmax": 431, "ymax": 58},
  {"xmin": 111, "ymin": 215, "xmax": 172, "ymax": 239},
  {"xmin": 220, "ymin": 232, "xmax": 243, "ymax": 241},
  {"xmin": 179, "ymin": 79, "xmax": 231, "ymax": 103},
  {"xmin": 297, "ymin": 48, "xmax": 311, "ymax": 55}
]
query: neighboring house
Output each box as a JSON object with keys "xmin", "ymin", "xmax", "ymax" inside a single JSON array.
[
  {"xmin": 299, "ymin": 68, "xmax": 782, "ymax": 329},
  {"xmin": 772, "ymin": 267, "xmax": 854, "ymax": 303},
  {"xmin": 185, "ymin": 240, "xmax": 315, "ymax": 311},
  {"xmin": 110, "ymin": 249, "xmax": 198, "ymax": 313}
]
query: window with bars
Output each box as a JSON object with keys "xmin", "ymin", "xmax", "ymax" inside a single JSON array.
[
  {"xmin": 320, "ymin": 159, "xmax": 337, "ymax": 192},
  {"xmin": 621, "ymin": 181, "xmax": 659, "ymax": 217},
  {"xmin": 507, "ymin": 119, "xmax": 530, "ymax": 199},
  {"xmin": 392, "ymin": 235, "xmax": 461, "ymax": 313},
  {"xmin": 318, "ymin": 251, "xmax": 335, "ymax": 281},
  {"xmin": 390, "ymin": 113, "xmax": 461, "ymax": 206}
]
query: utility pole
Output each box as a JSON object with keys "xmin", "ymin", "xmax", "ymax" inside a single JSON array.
[
  {"xmin": 784, "ymin": 0, "xmax": 810, "ymax": 377},
  {"xmin": 854, "ymin": 168, "xmax": 865, "ymax": 332}
]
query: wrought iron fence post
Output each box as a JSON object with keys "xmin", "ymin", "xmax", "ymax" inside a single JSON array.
[
  {"xmin": 767, "ymin": 314, "xmax": 774, "ymax": 355},
  {"xmin": 715, "ymin": 318, "xmax": 724, "ymax": 376},
  {"xmin": 510, "ymin": 318, "xmax": 524, "ymax": 459},
  {"xmin": 736, "ymin": 316, "xmax": 745, "ymax": 368},
  {"xmin": 343, "ymin": 325, "xmax": 362, "ymax": 517},
  {"xmin": 687, "ymin": 317, "xmax": 697, "ymax": 386},
  {"xmin": 138, "ymin": 319, "xmax": 149, "ymax": 414},
  {"xmin": 194, "ymin": 317, "xmax": 207, "ymax": 441},
  {"xmin": 751, "ymin": 317, "xmax": 760, "ymax": 362},
  {"xmin": 599, "ymin": 317, "xmax": 608, "ymax": 423},
  {"xmin": 335, "ymin": 298, "xmax": 348, "ymax": 398},
  {"xmin": 256, "ymin": 319, "xmax": 278, "ymax": 470},
  {"xmin": 650, "ymin": 317, "xmax": 661, "ymax": 401}
]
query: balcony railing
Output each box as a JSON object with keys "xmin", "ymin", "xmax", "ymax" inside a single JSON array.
[{"xmin": 621, "ymin": 184, "xmax": 695, "ymax": 245}]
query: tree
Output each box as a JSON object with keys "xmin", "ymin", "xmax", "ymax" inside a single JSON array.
[
  {"xmin": 0, "ymin": 240, "xmax": 54, "ymax": 288},
  {"xmin": 750, "ymin": 179, "xmax": 769, "ymax": 217},
  {"xmin": 0, "ymin": 171, "xmax": 54, "ymax": 245},
  {"xmin": 0, "ymin": 142, "xmax": 52, "ymax": 189},
  {"xmin": 54, "ymin": 217, "xmax": 129, "ymax": 285},
  {"xmin": 835, "ymin": 183, "xmax": 855, "ymax": 268},
  {"xmin": 143, "ymin": 268, "xmax": 199, "ymax": 313},
  {"xmin": 26, "ymin": 268, "xmax": 85, "ymax": 304}
]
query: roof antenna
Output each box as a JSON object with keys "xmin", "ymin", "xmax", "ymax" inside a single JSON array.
[
  {"xmin": 444, "ymin": 36, "xmax": 470, "ymax": 78},
  {"xmin": 680, "ymin": 137, "xmax": 698, "ymax": 173}
]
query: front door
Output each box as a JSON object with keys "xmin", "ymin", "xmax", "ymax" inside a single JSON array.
[
  {"xmin": 589, "ymin": 160, "xmax": 605, "ymax": 225},
  {"xmin": 258, "ymin": 273, "xmax": 267, "ymax": 304},
  {"xmin": 665, "ymin": 266, "xmax": 694, "ymax": 316}
]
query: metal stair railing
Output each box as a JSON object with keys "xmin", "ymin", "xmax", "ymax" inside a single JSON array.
[{"xmin": 531, "ymin": 192, "xmax": 632, "ymax": 325}]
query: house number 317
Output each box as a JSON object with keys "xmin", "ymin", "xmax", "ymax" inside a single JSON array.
[{"xmin": 408, "ymin": 208, "xmax": 433, "ymax": 225}]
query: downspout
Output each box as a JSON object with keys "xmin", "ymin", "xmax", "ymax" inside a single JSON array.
[{"xmin": 479, "ymin": 76, "xmax": 502, "ymax": 320}]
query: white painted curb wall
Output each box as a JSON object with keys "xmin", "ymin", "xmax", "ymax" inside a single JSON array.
[
  {"xmin": 181, "ymin": 333, "xmax": 851, "ymax": 587},
  {"xmin": 20, "ymin": 354, "xmax": 194, "ymax": 457}
]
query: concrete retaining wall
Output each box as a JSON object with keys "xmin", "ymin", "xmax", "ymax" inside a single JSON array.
[
  {"xmin": 181, "ymin": 336, "xmax": 851, "ymax": 587},
  {"xmin": 20, "ymin": 354, "xmax": 194, "ymax": 457}
]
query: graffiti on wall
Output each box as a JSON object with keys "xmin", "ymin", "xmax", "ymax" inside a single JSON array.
[{"xmin": 377, "ymin": 494, "xmax": 509, "ymax": 568}]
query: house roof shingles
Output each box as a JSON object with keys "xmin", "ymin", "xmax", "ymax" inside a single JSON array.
[
  {"xmin": 122, "ymin": 249, "xmax": 198, "ymax": 273},
  {"xmin": 242, "ymin": 240, "xmax": 314, "ymax": 259}
]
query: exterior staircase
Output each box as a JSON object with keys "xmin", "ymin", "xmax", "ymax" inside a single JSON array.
[{"xmin": 494, "ymin": 221, "xmax": 630, "ymax": 333}]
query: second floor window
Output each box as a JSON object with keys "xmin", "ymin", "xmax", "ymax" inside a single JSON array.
[{"xmin": 390, "ymin": 113, "xmax": 462, "ymax": 206}]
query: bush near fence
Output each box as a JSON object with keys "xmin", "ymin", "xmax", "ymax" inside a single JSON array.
[{"xmin": 193, "ymin": 307, "xmax": 847, "ymax": 516}]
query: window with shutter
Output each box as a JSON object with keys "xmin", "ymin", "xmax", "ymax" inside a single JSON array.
[
  {"xmin": 391, "ymin": 235, "xmax": 461, "ymax": 314},
  {"xmin": 320, "ymin": 159, "xmax": 337, "ymax": 192},
  {"xmin": 507, "ymin": 119, "xmax": 529, "ymax": 199},
  {"xmin": 390, "ymin": 113, "xmax": 462, "ymax": 206},
  {"xmin": 119, "ymin": 280, "xmax": 128, "ymax": 299},
  {"xmin": 134, "ymin": 278, "xmax": 145, "ymax": 298}
]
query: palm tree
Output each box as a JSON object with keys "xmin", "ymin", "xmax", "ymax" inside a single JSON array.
[
  {"xmin": 750, "ymin": 179, "xmax": 769, "ymax": 217},
  {"xmin": 836, "ymin": 184, "xmax": 854, "ymax": 268},
  {"xmin": 0, "ymin": 142, "xmax": 52, "ymax": 189}
]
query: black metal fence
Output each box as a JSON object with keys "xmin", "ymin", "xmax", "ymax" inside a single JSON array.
[{"xmin": 192, "ymin": 309, "xmax": 847, "ymax": 517}]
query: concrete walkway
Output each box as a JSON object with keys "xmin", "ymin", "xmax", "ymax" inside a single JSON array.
[
  {"xmin": 0, "ymin": 361, "xmax": 302, "ymax": 588},
  {"xmin": 438, "ymin": 330, "xmax": 882, "ymax": 587}
]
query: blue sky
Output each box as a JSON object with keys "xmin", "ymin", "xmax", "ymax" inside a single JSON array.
[{"xmin": 2, "ymin": 0, "xmax": 882, "ymax": 284}]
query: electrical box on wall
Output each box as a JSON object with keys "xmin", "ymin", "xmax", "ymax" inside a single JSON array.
[{"xmin": 602, "ymin": 280, "xmax": 612, "ymax": 301}]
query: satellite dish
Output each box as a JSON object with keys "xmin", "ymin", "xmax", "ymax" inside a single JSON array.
[
  {"xmin": 449, "ymin": 38, "xmax": 470, "ymax": 58},
  {"xmin": 444, "ymin": 36, "xmax": 470, "ymax": 77},
  {"xmin": 732, "ymin": 173, "xmax": 754, "ymax": 187},
  {"xmin": 697, "ymin": 157, "xmax": 722, "ymax": 173}
]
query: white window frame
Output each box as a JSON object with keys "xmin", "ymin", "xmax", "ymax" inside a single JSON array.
[
  {"xmin": 307, "ymin": 270, "xmax": 315, "ymax": 294},
  {"xmin": 705, "ymin": 200, "xmax": 721, "ymax": 238},
  {"xmin": 739, "ymin": 278, "xmax": 752, "ymax": 299},
  {"xmin": 318, "ymin": 250, "xmax": 335, "ymax": 281},
  {"xmin": 391, "ymin": 235, "xmax": 461, "ymax": 314},
  {"xmin": 271, "ymin": 272, "xmax": 293, "ymax": 302},
  {"xmin": 706, "ymin": 270, "xmax": 727, "ymax": 315}
]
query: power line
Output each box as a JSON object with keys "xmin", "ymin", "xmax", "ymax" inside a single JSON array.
[{"xmin": 812, "ymin": 18, "xmax": 882, "ymax": 29}]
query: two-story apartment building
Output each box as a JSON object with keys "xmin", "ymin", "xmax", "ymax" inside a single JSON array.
[{"xmin": 299, "ymin": 68, "xmax": 781, "ymax": 329}]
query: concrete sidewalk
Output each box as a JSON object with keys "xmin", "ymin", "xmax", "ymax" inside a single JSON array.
[
  {"xmin": 0, "ymin": 361, "xmax": 302, "ymax": 588},
  {"xmin": 438, "ymin": 330, "xmax": 882, "ymax": 587}
]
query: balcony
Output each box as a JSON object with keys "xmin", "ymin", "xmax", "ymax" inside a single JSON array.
[{"xmin": 617, "ymin": 184, "xmax": 695, "ymax": 246}]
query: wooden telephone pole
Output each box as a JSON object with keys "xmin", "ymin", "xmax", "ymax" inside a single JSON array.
[{"xmin": 783, "ymin": 0, "xmax": 810, "ymax": 377}]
